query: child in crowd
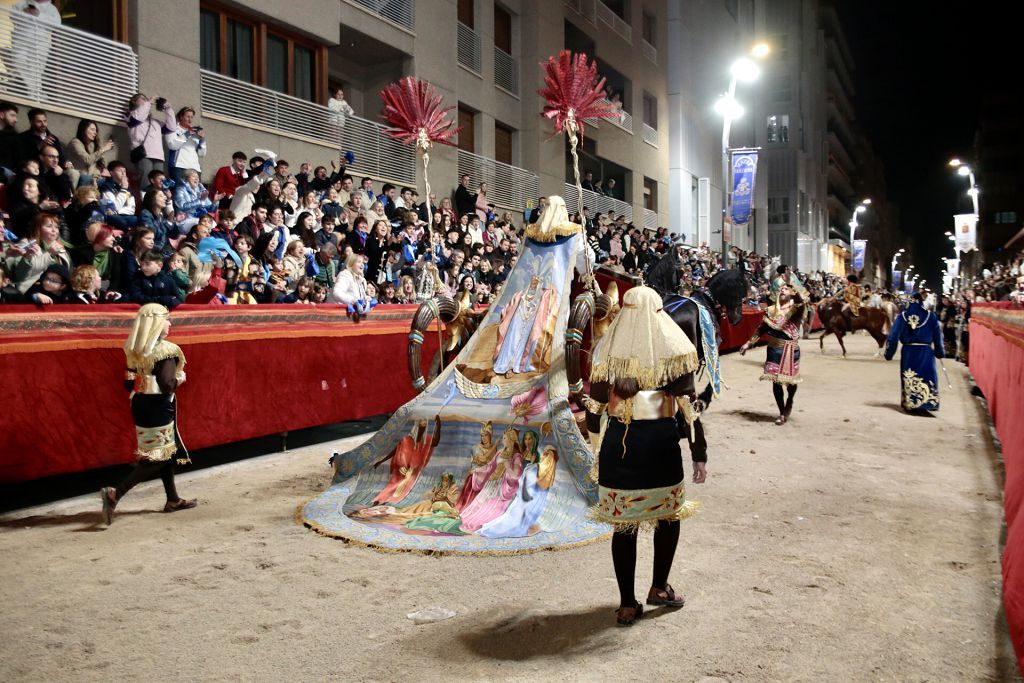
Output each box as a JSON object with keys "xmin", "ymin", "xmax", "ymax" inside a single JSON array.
[
  {"xmin": 129, "ymin": 250, "xmax": 182, "ymax": 308},
  {"xmin": 168, "ymin": 252, "xmax": 191, "ymax": 301}
]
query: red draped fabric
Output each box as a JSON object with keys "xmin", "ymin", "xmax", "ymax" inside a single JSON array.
[
  {"xmin": 0, "ymin": 304, "xmax": 438, "ymax": 483},
  {"xmin": 970, "ymin": 303, "xmax": 1024, "ymax": 668}
]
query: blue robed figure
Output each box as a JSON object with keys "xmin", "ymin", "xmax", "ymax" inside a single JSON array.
[{"xmin": 884, "ymin": 292, "xmax": 944, "ymax": 412}]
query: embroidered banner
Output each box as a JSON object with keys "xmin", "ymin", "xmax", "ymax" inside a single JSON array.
[
  {"xmin": 852, "ymin": 239, "xmax": 867, "ymax": 271},
  {"xmin": 954, "ymin": 213, "xmax": 978, "ymax": 252},
  {"xmin": 729, "ymin": 149, "xmax": 759, "ymax": 238}
]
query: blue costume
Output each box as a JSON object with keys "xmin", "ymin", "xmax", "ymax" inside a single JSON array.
[{"xmin": 884, "ymin": 300, "xmax": 944, "ymax": 412}]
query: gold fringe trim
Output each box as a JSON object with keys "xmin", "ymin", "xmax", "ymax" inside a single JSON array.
[
  {"xmin": 589, "ymin": 500, "xmax": 700, "ymax": 534},
  {"xmin": 590, "ymin": 350, "xmax": 701, "ymax": 390},
  {"xmin": 524, "ymin": 222, "xmax": 582, "ymax": 243},
  {"xmin": 127, "ymin": 341, "xmax": 186, "ymax": 375},
  {"xmin": 136, "ymin": 443, "xmax": 178, "ymax": 462},
  {"xmin": 294, "ymin": 499, "xmax": 611, "ymax": 557},
  {"xmin": 759, "ymin": 374, "xmax": 803, "ymax": 385}
]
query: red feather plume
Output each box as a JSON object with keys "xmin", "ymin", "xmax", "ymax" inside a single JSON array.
[
  {"xmin": 379, "ymin": 77, "xmax": 461, "ymax": 147},
  {"xmin": 538, "ymin": 50, "xmax": 621, "ymax": 137}
]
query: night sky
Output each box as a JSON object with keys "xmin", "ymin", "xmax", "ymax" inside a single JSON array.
[{"xmin": 837, "ymin": 2, "xmax": 1016, "ymax": 289}]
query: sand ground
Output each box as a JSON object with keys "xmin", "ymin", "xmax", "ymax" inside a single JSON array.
[{"xmin": 0, "ymin": 333, "xmax": 1016, "ymax": 682}]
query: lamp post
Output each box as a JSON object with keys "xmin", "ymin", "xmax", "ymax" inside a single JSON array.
[
  {"xmin": 949, "ymin": 158, "xmax": 980, "ymax": 279},
  {"xmin": 890, "ymin": 247, "xmax": 905, "ymax": 288},
  {"xmin": 715, "ymin": 42, "xmax": 769, "ymax": 268},
  {"xmin": 847, "ymin": 198, "xmax": 871, "ymax": 274}
]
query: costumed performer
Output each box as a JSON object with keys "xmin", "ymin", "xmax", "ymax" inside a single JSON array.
[
  {"xmin": 883, "ymin": 290, "xmax": 944, "ymax": 413},
  {"xmin": 101, "ymin": 304, "xmax": 196, "ymax": 525},
  {"xmin": 841, "ymin": 273, "xmax": 863, "ymax": 325},
  {"xmin": 739, "ymin": 284, "xmax": 805, "ymax": 425},
  {"xmin": 587, "ymin": 286, "xmax": 706, "ymax": 627}
]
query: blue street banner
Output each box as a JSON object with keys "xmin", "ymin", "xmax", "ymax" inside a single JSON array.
[
  {"xmin": 729, "ymin": 149, "xmax": 759, "ymax": 240},
  {"xmin": 852, "ymin": 239, "xmax": 867, "ymax": 271},
  {"xmin": 893, "ymin": 270, "xmax": 903, "ymax": 290},
  {"xmin": 904, "ymin": 277, "xmax": 913, "ymax": 293}
]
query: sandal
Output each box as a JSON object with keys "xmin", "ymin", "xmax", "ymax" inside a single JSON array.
[
  {"xmin": 100, "ymin": 487, "xmax": 117, "ymax": 526},
  {"xmin": 615, "ymin": 600, "xmax": 643, "ymax": 626},
  {"xmin": 647, "ymin": 584, "xmax": 686, "ymax": 608},
  {"xmin": 163, "ymin": 498, "xmax": 198, "ymax": 513},
  {"xmin": 775, "ymin": 414, "xmax": 787, "ymax": 426}
]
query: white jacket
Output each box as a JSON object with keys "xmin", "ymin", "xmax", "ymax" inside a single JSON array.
[
  {"xmin": 331, "ymin": 269, "xmax": 367, "ymax": 306},
  {"xmin": 165, "ymin": 126, "xmax": 206, "ymax": 172}
]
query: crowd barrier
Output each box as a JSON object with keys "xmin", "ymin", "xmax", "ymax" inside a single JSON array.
[
  {"xmin": 0, "ymin": 289, "xmax": 821, "ymax": 484},
  {"xmin": 0, "ymin": 304, "xmax": 439, "ymax": 483},
  {"xmin": 969, "ymin": 302, "xmax": 1024, "ymax": 665}
]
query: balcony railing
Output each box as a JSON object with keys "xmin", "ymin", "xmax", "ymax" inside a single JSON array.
[
  {"xmin": 457, "ymin": 22, "xmax": 482, "ymax": 75},
  {"xmin": 641, "ymin": 40, "xmax": 657, "ymax": 65},
  {"xmin": 642, "ymin": 123, "xmax": 659, "ymax": 147},
  {"xmin": 564, "ymin": 183, "xmax": 633, "ymax": 222},
  {"xmin": 494, "ymin": 46, "xmax": 518, "ymax": 96},
  {"xmin": 600, "ymin": 99, "xmax": 632, "ymax": 134},
  {"xmin": 597, "ymin": 1, "xmax": 632, "ymax": 43},
  {"xmin": 199, "ymin": 70, "xmax": 416, "ymax": 186},
  {"xmin": 642, "ymin": 207, "xmax": 658, "ymax": 230},
  {"xmin": 457, "ymin": 149, "xmax": 539, "ymax": 212},
  {"xmin": 346, "ymin": 0, "xmax": 415, "ymax": 32},
  {"xmin": 0, "ymin": 6, "xmax": 138, "ymax": 123}
]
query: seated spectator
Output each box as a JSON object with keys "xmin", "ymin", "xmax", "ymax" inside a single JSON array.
[
  {"xmin": 213, "ymin": 151, "xmax": 248, "ymax": 207},
  {"xmin": 65, "ymin": 185, "xmax": 103, "ymax": 249},
  {"xmin": 396, "ymin": 274, "xmax": 417, "ymax": 304},
  {"xmin": 84, "ymin": 222, "xmax": 124, "ymax": 291},
  {"xmin": 164, "ymin": 106, "xmax": 206, "ymax": 184},
  {"xmin": 281, "ymin": 181, "xmax": 301, "ymax": 226},
  {"xmin": 320, "ymin": 187, "xmax": 345, "ymax": 221},
  {"xmin": 19, "ymin": 108, "xmax": 65, "ymax": 166},
  {"xmin": 177, "ymin": 216, "xmax": 215, "ymax": 287},
  {"xmin": 365, "ymin": 200, "xmax": 388, "ymax": 230},
  {"xmin": 38, "ymin": 145, "xmax": 73, "ymax": 204},
  {"xmin": 292, "ymin": 211, "xmax": 318, "ymax": 250},
  {"xmin": 379, "ymin": 280, "xmax": 398, "ymax": 304},
  {"xmin": 297, "ymin": 190, "xmax": 323, "ymax": 226},
  {"xmin": 66, "ymin": 119, "xmax": 115, "ymax": 187},
  {"xmin": 279, "ymin": 276, "xmax": 315, "ymax": 304},
  {"xmin": 167, "ymin": 252, "xmax": 192, "ymax": 301},
  {"xmin": 67, "ymin": 263, "xmax": 120, "ymax": 304},
  {"xmin": 298, "ymin": 160, "xmax": 345, "ymax": 195},
  {"xmin": 272, "ymin": 160, "xmax": 294, "ymax": 188},
  {"xmin": 23, "ymin": 262, "xmax": 70, "ymax": 305},
  {"xmin": 228, "ymin": 161, "xmax": 272, "ymax": 224},
  {"xmin": 344, "ymin": 191, "xmax": 366, "ymax": 226},
  {"xmin": 126, "ymin": 94, "xmax": 176, "ymax": 180},
  {"xmin": 331, "ymin": 253, "xmax": 367, "ymax": 306},
  {"xmin": 263, "ymin": 206, "xmax": 289, "ymax": 259},
  {"xmin": 211, "ymin": 210, "xmax": 237, "ymax": 244},
  {"xmin": 358, "ymin": 176, "xmax": 376, "ymax": 206},
  {"xmin": 316, "ymin": 215, "xmax": 342, "ymax": 253},
  {"xmin": 129, "ymin": 249, "xmax": 182, "ymax": 308},
  {"xmin": 6, "ymin": 213, "xmax": 71, "ymax": 296},
  {"xmin": 139, "ymin": 189, "xmax": 181, "ymax": 254},
  {"xmin": 312, "ymin": 242, "xmax": 338, "ymax": 291},
  {"xmin": 348, "ymin": 216, "xmax": 370, "ymax": 254},
  {"xmin": 311, "ymin": 283, "xmax": 329, "ymax": 303},
  {"xmin": 173, "ymin": 169, "xmax": 218, "ymax": 229},
  {"xmin": 9, "ymin": 175, "xmax": 61, "ymax": 238},
  {"xmin": 120, "ymin": 227, "xmax": 155, "ymax": 292},
  {"xmin": 281, "ymin": 239, "xmax": 307, "ymax": 284},
  {"xmin": 237, "ymin": 203, "xmax": 267, "ymax": 240},
  {"xmin": 99, "ymin": 162, "xmax": 139, "ymax": 230}
]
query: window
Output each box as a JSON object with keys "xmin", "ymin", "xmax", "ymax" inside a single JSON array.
[
  {"xmin": 642, "ymin": 12, "xmax": 656, "ymax": 46},
  {"xmin": 61, "ymin": 0, "xmax": 127, "ymax": 42},
  {"xmin": 771, "ymin": 75, "xmax": 791, "ymax": 103},
  {"xmin": 994, "ymin": 211, "xmax": 1019, "ymax": 224},
  {"xmin": 642, "ymin": 93, "xmax": 658, "ymax": 129},
  {"xmin": 495, "ymin": 4, "xmax": 512, "ymax": 53},
  {"xmin": 458, "ymin": 105, "xmax": 476, "ymax": 153},
  {"xmin": 459, "ymin": 0, "xmax": 475, "ymax": 28},
  {"xmin": 643, "ymin": 177, "xmax": 657, "ymax": 211},
  {"xmin": 200, "ymin": 4, "xmax": 325, "ymax": 101},
  {"xmin": 495, "ymin": 122, "xmax": 513, "ymax": 165},
  {"xmin": 767, "ymin": 114, "xmax": 789, "ymax": 143},
  {"xmin": 768, "ymin": 196, "xmax": 790, "ymax": 224},
  {"xmin": 604, "ymin": 0, "xmax": 629, "ymax": 21}
]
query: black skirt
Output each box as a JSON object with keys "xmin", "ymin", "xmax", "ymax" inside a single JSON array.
[{"xmin": 598, "ymin": 417, "xmax": 683, "ymax": 491}]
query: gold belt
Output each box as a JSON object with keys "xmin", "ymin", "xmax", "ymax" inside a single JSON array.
[
  {"xmin": 766, "ymin": 336, "xmax": 795, "ymax": 348},
  {"xmin": 608, "ymin": 390, "xmax": 676, "ymax": 420}
]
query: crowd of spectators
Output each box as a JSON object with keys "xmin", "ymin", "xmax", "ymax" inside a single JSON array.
[{"xmin": 1, "ymin": 97, "xmax": 849, "ymax": 314}]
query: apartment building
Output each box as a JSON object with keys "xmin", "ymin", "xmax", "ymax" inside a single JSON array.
[{"xmin": 1, "ymin": 0, "xmax": 693, "ymax": 231}]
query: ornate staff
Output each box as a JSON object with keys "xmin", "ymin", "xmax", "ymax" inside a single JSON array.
[
  {"xmin": 538, "ymin": 50, "xmax": 622, "ymax": 221},
  {"xmin": 380, "ymin": 77, "xmax": 461, "ymax": 223}
]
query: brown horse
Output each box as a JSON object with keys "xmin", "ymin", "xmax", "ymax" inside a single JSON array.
[{"xmin": 817, "ymin": 298, "xmax": 890, "ymax": 357}]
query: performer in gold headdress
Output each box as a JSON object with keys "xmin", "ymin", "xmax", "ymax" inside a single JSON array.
[
  {"xmin": 101, "ymin": 304, "xmax": 196, "ymax": 525},
  {"xmin": 587, "ymin": 286, "xmax": 706, "ymax": 626}
]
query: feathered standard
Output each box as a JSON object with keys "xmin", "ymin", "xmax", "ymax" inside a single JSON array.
[{"xmin": 538, "ymin": 50, "xmax": 621, "ymax": 140}]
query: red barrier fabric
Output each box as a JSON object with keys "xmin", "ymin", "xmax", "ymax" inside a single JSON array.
[
  {"xmin": 970, "ymin": 303, "xmax": 1024, "ymax": 667},
  {"xmin": 0, "ymin": 304, "xmax": 438, "ymax": 483}
]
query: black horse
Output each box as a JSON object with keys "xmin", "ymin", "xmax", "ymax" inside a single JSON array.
[{"xmin": 645, "ymin": 249, "xmax": 748, "ymax": 407}]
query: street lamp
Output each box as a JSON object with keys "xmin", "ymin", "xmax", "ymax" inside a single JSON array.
[
  {"xmin": 949, "ymin": 158, "xmax": 980, "ymax": 217},
  {"xmin": 716, "ymin": 42, "xmax": 770, "ymax": 267}
]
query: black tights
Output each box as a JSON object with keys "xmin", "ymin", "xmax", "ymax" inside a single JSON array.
[
  {"xmin": 115, "ymin": 459, "xmax": 179, "ymax": 502},
  {"xmin": 772, "ymin": 383, "xmax": 798, "ymax": 415},
  {"xmin": 611, "ymin": 520, "xmax": 681, "ymax": 607}
]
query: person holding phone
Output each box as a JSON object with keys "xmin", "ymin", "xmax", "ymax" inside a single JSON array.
[{"xmin": 164, "ymin": 106, "xmax": 206, "ymax": 185}]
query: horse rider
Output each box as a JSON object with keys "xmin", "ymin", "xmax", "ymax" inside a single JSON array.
[{"xmin": 841, "ymin": 274, "xmax": 863, "ymax": 327}]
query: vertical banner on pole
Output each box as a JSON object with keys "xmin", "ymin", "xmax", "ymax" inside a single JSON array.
[
  {"xmin": 954, "ymin": 213, "xmax": 978, "ymax": 252},
  {"xmin": 852, "ymin": 239, "xmax": 867, "ymax": 271},
  {"xmin": 893, "ymin": 270, "xmax": 903, "ymax": 290},
  {"xmin": 945, "ymin": 258, "xmax": 960, "ymax": 278},
  {"xmin": 729, "ymin": 149, "xmax": 759, "ymax": 244}
]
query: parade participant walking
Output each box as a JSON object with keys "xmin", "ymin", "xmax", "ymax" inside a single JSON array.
[
  {"xmin": 883, "ymin": 291, "xmax": 944, "ymax": 413},
  {"xmin": 101, "ymin": 304, "xmax": 196, "ymax": 525},
  {"xmin": 588, "ymin": 286, "xmax": 706, "ymax": 627},
  {"xmin": 740, "ymin": 283, "xmax": 805, "ymax": 425}
]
